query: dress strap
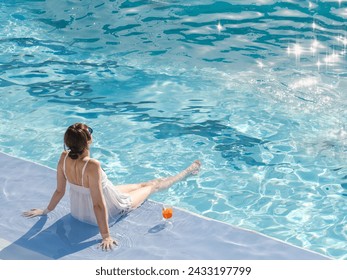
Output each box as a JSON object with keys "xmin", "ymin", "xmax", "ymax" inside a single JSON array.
[
  {"xmin": 63, "ymin": 152, "xmax": 69, "ymax": 179},
  {"xmin": 81, "ymin": 159, "xmax": 90, "ymax": 187}
]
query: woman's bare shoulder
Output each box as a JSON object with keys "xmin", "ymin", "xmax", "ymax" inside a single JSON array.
[
  {"xmin": 61, "ymin": 150, "xmax": 68, "ymax": 158},
  {"xmin": 57, "ymin": 151, "xmax": 68, "ymax": 165},
  {"xmin": 85, "ymin": 158, "xmax": 102, "ymax": 181},
  {"xmin": 87, "ymin": 158, "xmax": 102, "ymax": 169}
]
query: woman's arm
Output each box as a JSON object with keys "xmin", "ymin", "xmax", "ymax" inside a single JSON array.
[
  {"xmin": 46, "ymin": 152, "xmax": 67, "ymax": 211},
  {"xmin": 23, "ymin": 152, "xmax": 67, "ymax": 217},
  {"xmin": 87, "ymin": 159, "xmax": 117, "ymax": 250}
]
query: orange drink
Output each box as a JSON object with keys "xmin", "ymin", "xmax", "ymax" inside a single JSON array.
[{"xmin": 162, "ymin": 206, "xmax": 173, "ymax": 219}]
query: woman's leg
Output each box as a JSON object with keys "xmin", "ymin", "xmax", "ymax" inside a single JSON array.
[{"xmin": 116, "ymin": 160, "xmax": 201, "ymax": 208}]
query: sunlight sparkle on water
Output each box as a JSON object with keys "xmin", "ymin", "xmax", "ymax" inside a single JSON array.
[
  {"xmin": 294, "ymin": 44, "xmax": 302, "ymax": 55},
  {"xmin": 337, "ymin": 36, "xmax": 347, "ymax": 50},
  {"xmin": 324, "ymin": 51, "xmax": 340, "ymax": 65},
  {"xmin": 316, "ymin": 60, "xmax": 322, "ymax": 70},
  {"xmin": 257, "ymin": 60, "xmax": 265, "ymax": 69},
  {"xmin": 286, "ymin": 36, "xmax": 347, "ymax": 70},
  {"xmin": 311, "ymin": 40, "xmax": 319, "ymax": 55},
  {"xmin": 217, "ymin": 22, "xmax": 223, "ymax": 33},
  {"xmin": 312, "ymin": 21, "xmax": 316, "ymax": 30},
  {"xmin": 287, "ymin": 44, "xmax": 303, "ymax": 58}
]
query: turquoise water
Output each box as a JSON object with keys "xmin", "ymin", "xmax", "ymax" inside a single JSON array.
[{"xmin": 0, "ymin": 0, "xmax": 346, "ymax": 259}]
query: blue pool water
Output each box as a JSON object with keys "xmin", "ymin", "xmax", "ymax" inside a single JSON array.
[{"xmin": 0, "ymin": 0, "xmax": 346, "ymax": 259}]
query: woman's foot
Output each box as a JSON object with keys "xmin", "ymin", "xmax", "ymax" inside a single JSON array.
[{"xmin": 186, "ymin": 160, "xmax": 201, "ymax": 175}]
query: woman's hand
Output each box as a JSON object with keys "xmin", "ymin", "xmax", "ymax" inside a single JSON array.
[
  {"xmin": 100, "ymin": 236, "xmax": 118, "ymax": 251},
  {"xmin": 22, "ymin": 208, "xmax": 46, "ymax": 218}
]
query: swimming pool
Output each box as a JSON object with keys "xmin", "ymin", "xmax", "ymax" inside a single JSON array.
[{"xmin": 0, "ymin": 0, "xmax": 346, "ymax": 259}]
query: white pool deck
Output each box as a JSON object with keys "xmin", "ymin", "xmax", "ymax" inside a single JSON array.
[{"xmin": 0, "ymin": 152, "xmax": 329, "ymax": 260}]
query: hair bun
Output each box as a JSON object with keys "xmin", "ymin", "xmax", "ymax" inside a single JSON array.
[
  {"xmin": 68, "ymin": 146, "xmax": 83, "ymax": 159},
  {"xmin": 68, "ymin": 151, "xmax": 79, "ymax": 160}
]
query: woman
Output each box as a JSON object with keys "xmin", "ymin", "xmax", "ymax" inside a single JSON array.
[{"xmin": 23, "ymin": 123, "xmax": 201, "ymax": 250}]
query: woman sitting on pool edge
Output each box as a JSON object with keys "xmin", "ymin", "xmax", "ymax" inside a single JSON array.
[{"xmin": 23, "ymin": 123, "xmax": 201, "ymax": 250}]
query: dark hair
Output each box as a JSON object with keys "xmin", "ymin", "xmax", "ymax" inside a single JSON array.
[{"xmin": 64, "ymin": 123, "xmax": 92, "ymax": 160}]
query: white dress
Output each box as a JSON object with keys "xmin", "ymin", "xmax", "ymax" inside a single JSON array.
[{"xmin": 63, "ymin": 153, "xmax": 132, "ymax": 226}]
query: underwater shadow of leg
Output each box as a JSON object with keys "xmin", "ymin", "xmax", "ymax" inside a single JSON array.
[{"xmin": 0, "ymin": 214, "xmax": 99, "ymax": 259}]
